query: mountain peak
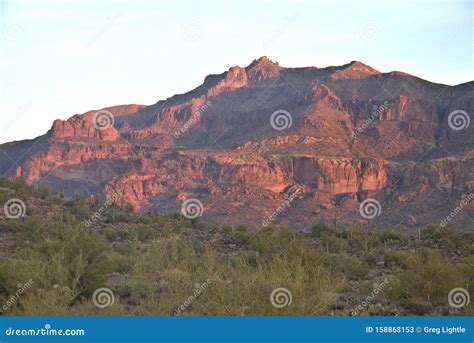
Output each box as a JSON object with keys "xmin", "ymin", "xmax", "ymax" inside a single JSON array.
[
  {"xmin": 331, "ymin": 60, "xmax": 379, "ymax": 80},
  {"xmin": 248, "ymin": 56, "xmax": 279, "ymax": 68},
  {"xmin": 246, "ymin": 56, "xmax": 281, "ymax": 81}
]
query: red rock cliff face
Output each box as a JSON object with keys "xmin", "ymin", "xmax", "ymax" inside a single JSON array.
[
  {"xmin": 51, "ymin": 117, "xmax": 120, "ymax": 141},
  {"xmin": 1, "ymin": 57, "xmax": 473, "ymax": 229}
]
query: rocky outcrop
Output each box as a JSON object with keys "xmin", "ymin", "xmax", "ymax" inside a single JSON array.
[{"xmin": 51, "ymin": 117, "xmax": 121, "ymax": 141}]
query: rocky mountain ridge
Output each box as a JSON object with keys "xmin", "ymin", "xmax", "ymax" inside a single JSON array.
[{"xmin": 1, "ymin": 57, "xmax": 473, "ymax": 230}]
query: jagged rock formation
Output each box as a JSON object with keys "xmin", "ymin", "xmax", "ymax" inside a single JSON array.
[{"xmin": 1, "ymin": 57, "xmax": 473, "ymax": 229}]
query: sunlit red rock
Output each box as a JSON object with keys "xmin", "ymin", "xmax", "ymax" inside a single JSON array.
[{"xmin": 0, "ymin": 57, "xmax": 472, "ymax": 229}]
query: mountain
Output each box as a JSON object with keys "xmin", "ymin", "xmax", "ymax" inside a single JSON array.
[{"xmin": 1, "ymin": 57, "xmax": 473, "ymax": 230}]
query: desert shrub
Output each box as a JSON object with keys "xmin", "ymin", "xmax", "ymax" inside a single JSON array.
[
  {"xmin": 107, "ymin": 251, "xmax": 135, "ymax": 274},
  {"xmin": 249, "ymin": 229, "xmax": 307, "ymax": 257},
  {"xmin": 376, "ymin": 228, "xmax": 403, "ymax": 242},
  {"xmin": 44, "ymin": 194, "xmax": 64, "ymax": 206},
  {"xmin": 320, "ymin": 231, "xmax": 348, "ymax": 254},
  {"xmin": 423, "ymin": 225, "xmax": 467, "ymax": 251},
  {"xmin": 346, "ymin": 229, "xmax": 368, "ymax": 251},
  {"xmin": 366, "ymin": 232, "xmax": 383, "ymax": 250},
  {"xmin": 0, "ymin": 227, "xmax": 110, "ymax": 315},
  {"xmin": 0, "ymin": 177, "xmax": 8, "ymax": 187},
  {"xmin": 11, "ymin": 178, "xmax": 30, "ymax": 195},
  {"xmin": 0, "ymin": 178, "xmax": 472, "ymax": 316},
  {"xmin": 15, "ymin": 214, "xmax": 49, "ymax": 245},
  {"xmin": 362, "ymin": 252, "xmax": 378, "ymax": 267},
  {"xmin": 311, "ymin": 223, "xmax": 331, "ymax": 238},
  {"xmin": 104, "ymin": 226, "xmax": 134, "ymax": 242},
  {"xmin": 124, "ymin": 203, "xmax": 134, "ymax": 213},
  {"xmin": 232, "ymin": 226, "xmax": 250, "ymax": 243},
  {"xmin": 134, "ymin": 215, "xmax": 152, "ymax": 225},
  {"xmin": 387, "ymin": 248, "xmax": 472, "ymax": 315},
  {"xmin": 384, "ymin": 249, "xmax": 412, "ymax": 267},
  {"xmin": 211, "ymin": 249, "xmax": 343, "ymax": 316},
  {"xmin": 0, "ymin": 190, "xmax": 10, "ymax": 205},
  {"xmin": 136, "ymin": 225, "xmax": 159, "ymax": 242},
  {"xmin": 329, "ymin": 253, "xmax": 370, "ymax": 280},
  {"xmin": 148, "ymin": 215, "xmax": 169, "ymax": 226},
  {"xmin": 36, "ymin": 186, "xmax": 51, "ymax": 200},
  {"xmin": 68, "ymin": 199, "xmax": 91, "ymax": 220},
  {"xmin": 25, "ymin": 204, "xmax": 37, "ymax": 216},
  {"xmin": 222, "ymin": 225, "xmax": 233, "ymax": 235},
  {"xmin": 104, "ymin": 231, "xmax": 344, "ymax": 316},
  {"xmin": 104, "ymin": 207, "xmax": 131, "ymax": 223}
]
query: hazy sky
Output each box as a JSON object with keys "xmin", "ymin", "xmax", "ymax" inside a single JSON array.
[{"xmin": 0, "ymin": 0, "xmax": 472, "ymax": 143}]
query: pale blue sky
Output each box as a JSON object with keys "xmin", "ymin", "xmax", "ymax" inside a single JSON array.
[{"xmin": 0, "ymin": 0, "xmax": 472, "ymax": 143}]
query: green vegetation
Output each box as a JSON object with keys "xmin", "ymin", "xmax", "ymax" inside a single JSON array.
[{"xmin": 0, "ymin": 178, "xmax": 472, "ymax": 316}]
